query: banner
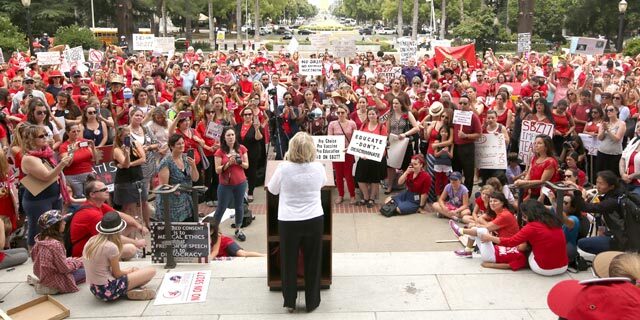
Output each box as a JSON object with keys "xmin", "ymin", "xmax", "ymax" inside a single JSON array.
[
  {"xmin": 36, "ymin": 52, "xmax": 61, "ymax": 65},
  {"xmin": 452, "ymin": 110, "xmax": 473, "ymax": 126},
  {"xmin": 570, "ymin": 37, "xmax": 607, "ymax": 55},
  {"xmin": 153, "ymin": 37, "xmax": 176, "ymax": 53},
  {"xmin": 434, "ymin": 44, "xmax": 476, "ymax": 67},
  {"xmin": 518, "ymin": 120, "xmax": 554, "ymax": 165},
  {"xmin": 387, "ymin": 134, "xmax": 409, "ymax": 169},
  {"xmin": 88, "ymin": 49, "xmax": 104, "ymax": 63},
  {"xmin": 579, "ymin": 133, "xmax": 600, "ymax": 156},
  {"xmin": 151, "ymin": 222, "xmax": 210, "ymax": 264},
  {"xmin": 397, "ymin": 37, "xmax": 417, "ymax": 65},
  {"xmin": 475, "ymin": 134, "xmax": 508, "ymax": 169},
  {"xmin": 204, "ymin": 121, "xmax": 223, "ymax": 141},
  {"xmin": 299, "ymin": 58, "xmax": 323, "ymax": 76},
  {"xmin": 312, "ymin": 135, "xmax": 345, "ymax": 162},
  {"xmin": 133, "ymin": 33, "xmax": 155, "ymax": 51},
  {"xmin": 92, "ymin": 146, "xmax": 117, "ymax": 192},
  {"xmin": 517, "ymin": 32, "xmax": 531, "ymax": 54},
  {"xmin": 154, "ymin": 271, "xmax": 211, "ymax": 305},
  {"xmin": 347, "ymin": 130, "xmax": 387, "ymax": 162},
  {"xmin": 64, "ymin": 46, "xmax": 85, "ymax": 64}
]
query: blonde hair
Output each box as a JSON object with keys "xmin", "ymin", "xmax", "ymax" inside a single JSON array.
[
  {"xmin": 480, "ymin": 185, "xmax": 495, "ymax": 195},
  {"xmin": 83, "ymin": 233, "xmax": 123, "ymax": 260},
  {"xmin": 22, "ymin": 124, "xmax": 46, "ymax": 152},
  {"xmin": 285, "ymin": 132, "xmax": 316, "ymax": 164},
  {"xmin": 609, "ymin": 253, "xmax": 640, "ymax": 281}
]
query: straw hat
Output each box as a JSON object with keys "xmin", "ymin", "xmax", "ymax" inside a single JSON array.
[{"xmin": 429, "ymin": 101, "xmax": 444, "ymax": 117}]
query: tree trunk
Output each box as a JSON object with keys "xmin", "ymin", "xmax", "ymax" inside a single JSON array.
[
  {"xmin": 397, "ymin": 0, "xmax": 403, "ymax": 37},
  {"xmin": 254, "ymin": 0, "xmax": 260, "ymax": 42},
  {"xmin": 505, "ymin": 0, "xmax": 510, "ymax": 35},
  {"xmin": 440, "ymin": 0, "xmax": 446, "ymax": 39},
  {"xmin": 162, "ymin": 0, "xmax": 167, "ymax": 36},
  {"xmin": 115, "ymin": 0, "xmax": 134, "ymax": 45},
  {"xmin": 208, "ymin": 1, "xmax": 214, "ymax": 46},
  {"xmin": 185, "ymin": 0, "xmax": 192, "ymax": 42},
  {"xmin": 236, "ymin": 0, "xmax": 242, "ymax": 43},
  {"xmin": 411, "ymin": 0, "xmax": 419, "ymax": 40},
  {"xmin": 459, "ymin": 0, "xmax": 464, "ymax": 22}
]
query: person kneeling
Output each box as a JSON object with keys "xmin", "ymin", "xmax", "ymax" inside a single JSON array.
[
  {"xmin": 83, "ymin": 212, "xmax": 156, "ymax": 301},
  {"xmin": 383, "ymin": 155, "xmax": 431, "ymax": 215}
]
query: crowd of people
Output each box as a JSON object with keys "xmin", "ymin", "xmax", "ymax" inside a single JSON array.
[{"xmin": 0, "ymin": 40, "xmax": 639, "ymax": 307}]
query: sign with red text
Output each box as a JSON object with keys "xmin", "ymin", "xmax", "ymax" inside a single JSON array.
[
  {"xmin": 475, "ymin": 133, "xmax": 507, "ymax": 169},
  {"xmin": 518, "ymin": 120, "xmax": 554, "ymax": 165},
  {"xmin": 154, "ymin": 270, "xmax": 211, "ymax": 305},
  {"xmin": 347, "ymin": 130, "xmax": 387, "ymax": 162}
]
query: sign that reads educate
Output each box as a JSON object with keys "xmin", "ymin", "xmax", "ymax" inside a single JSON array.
[
  {"xmin": 133, "ymin": 33, "xmax": 155, "ymax": 51},
  {"xmin": 517, "ymin": 32, "xmax": 531, "ymax": 53},
  {"xmin": 299, "ymin": 59, "xmax": 323, "ymax": 76},
  {"xmin": 347, "ymin": 130, "xmax": 388, "ymax": 162},
  {"xmin": 154, "ymin": 271, "xmax": 211, "ymax": 305},
  {"xmin": 397, "ymin": 37, "xmax": 417, "ymax": 65},
  {"xmin": 312, "ymin": 135, "xmax": 345, "ymax": 162},
  {"xmin": 475, "ymin": 134, "xmax": 507, "ymax": 169},
  {"xmin": 151, "ymin": 222, "xmax": 211, "ymax": 264},
  {"xmin": 518, "ymin": 120, "xmax": 554, "ymax": 165},
  {"xmin": 204, "ymin": 121, "xmax": 223, "ymax": 141},
  {"xmin": 570, "ymin": 37, "xmax": 607, "ymax": 55},
  {"xmin": 452, "ymin": 110, "xmax": 473, "ymax": 126},
  {"xmin": 36, "ymin": 52, "xmax": 61, "ymax": 65}
]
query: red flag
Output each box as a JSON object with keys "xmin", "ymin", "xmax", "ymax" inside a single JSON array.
[{"xmin": 434, "ymin": 44, "xmax": 477, "ymax": 67}]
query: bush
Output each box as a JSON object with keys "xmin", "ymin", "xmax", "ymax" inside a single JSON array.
[
  {"xmin": 175, "ymin": 40, "xmax": 211, "ymax": 51},
  {"xmin": 54, "ymin": 24, "xmax": 100, "ymax": 49},
  {"xmin": 623, "ymin": 38, "xmax": 640, "ymax": 57},
  {"xmin": 0, "ymin": 15, "xmax": 27, "ymax": 55}
]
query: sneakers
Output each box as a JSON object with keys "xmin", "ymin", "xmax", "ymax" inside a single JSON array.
[
  {"xmin": 127, "ymin": 288, "xmax": 156, "ymax": 300},
  {"xmin": 235, "ymin": 229, "xmax": 246, "ymax": 242},
  {"xmin": 449, "ymin": 220, "xmax": 463, "ymax": 237},
  {"xmin": 27, "ymin": 275, "xmax": 39, "ymax": 286},
  {"xmin": 454, "ymin": 249, "xmax": 473, "ymax": 258},
  {"xmin": 35, "ymin": 284, "xmax": 59, "ymax": 295},
  {"xmin": 206, "ymin": 201, "xmax": 215, "ymax": 207}
]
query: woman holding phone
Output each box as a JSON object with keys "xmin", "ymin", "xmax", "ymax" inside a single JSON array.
[
  {"xmin": 59, "ymin": 124, "xmax": 98, "ymax": 198},
  {"xmin": 112, "ymin": 127, "xmax": 147, "ymax": 225},
  {"xmin": 236, "ymin": 106, "xmax": 264, "ymax": 203}
]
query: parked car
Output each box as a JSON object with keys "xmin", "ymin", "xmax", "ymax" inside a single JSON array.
[
  {"xmin": 275, "ymin": 26, "xmax": 291, "ymax": 35},
  {"xmin": 282, "ymin": 32, "xmax": 293, "ymax": 40},
  {"xmin": 376, "ymin": 27, "xmax": 396, "ymax": 35},
  {"xmin": 298, "ymin": 29, "xmax": 315, "ymax": 35},
  {"xmin": 359, "ymin": 27, "xmax": 373, "ymax": 35}
]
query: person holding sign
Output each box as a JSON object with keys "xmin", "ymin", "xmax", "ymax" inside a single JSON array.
[
  {"xmin": 236, "ymin": 107, "xmax": 264, "ymax": 202},
  {"xmin": 452, "ymin": 96, "xmax": 482, "ymax": 193},
  {"xmin": 551, "ymin": 100, "xmax": 576, "ymax": 156},
  {"xmin": 513, "ymin": 134, "xmax": 559, "ymax": 200},
  {"xmin": 354, "ymin": 107, "xmax": 388, "ymax": 207},
  {"xmin": 478, "ymin": 110, "xmax": 510, "ymax": 186},
  {"xmin": 195, "ymin": 104, "xmax": 222, "ymax": 207},
  {"xmin": 596, "ymin": 105, "xmax": 626, "ymax": 177},
  {"xmin": 328, "ymin": 104, "xmax": 358, "ymax": 204},
  {"xmin": 385, "ymin": 97, "xmax": 420, "ymax": 194}
]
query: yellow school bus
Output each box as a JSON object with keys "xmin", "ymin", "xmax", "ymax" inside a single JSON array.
[{"xmin": 90, "ymin": 28, "xmax": 152, "ymax": 45}]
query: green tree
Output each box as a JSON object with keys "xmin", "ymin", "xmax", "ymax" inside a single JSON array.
[
  {"xmin": 0, "ymin": 15, "xmax": 27, "ymax": 53},
  {"xmin": 450, "ymin": 7, "xmax": 498, "ymax": 51},
  {"xmin": 55, "ymin": 24, "xmax": 101, "ymax": 49}
]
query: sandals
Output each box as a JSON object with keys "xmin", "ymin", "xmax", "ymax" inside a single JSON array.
[
  {"xmin": 334, "ymin": 197, "xmax": 343, "ymax": 204},
  {"xmin": 367, "ymin": 199, "xmax": 375, "ymax": 208}
]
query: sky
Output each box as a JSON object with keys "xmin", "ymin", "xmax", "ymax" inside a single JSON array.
[{"xmin": 308, "ymin": 0, "xmax": 333, "ymax": 11}]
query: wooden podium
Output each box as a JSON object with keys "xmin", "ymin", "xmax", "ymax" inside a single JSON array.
[{"xmin": 264, "ymin": 160, "xmax": 335, "ymax": 290}]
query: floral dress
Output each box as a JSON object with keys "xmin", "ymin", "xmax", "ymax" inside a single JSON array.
[{"xmin": 155, "ymin": 155, "xmax": 194, "ymax": 222}]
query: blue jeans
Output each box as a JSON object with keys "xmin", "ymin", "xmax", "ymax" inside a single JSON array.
[
  {"xmin": 629, "ymin": 184, "xmax": 640, "ymax": 195},
  {"xmin": 23, "ymin": 195, "xmax": 62, "ymax": 246},
  {"xmin": 577, "ymin": 236, "xmax": 611, "ymax": 255},
  {"xmin": 213, "ymin": 181, "xmax": 247, "ymax": 228}
]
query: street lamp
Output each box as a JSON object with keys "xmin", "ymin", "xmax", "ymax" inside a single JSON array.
[
  {"xmin": 21, "ymin": 0, "xmax": 33, "ymax": 57},
  {"xmin": 617, "ymin": 0, "xmax": 628, "ymax": 52}
]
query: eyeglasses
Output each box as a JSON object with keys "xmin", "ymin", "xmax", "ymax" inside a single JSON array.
[
  {"xmin": 35, "ymin": 111, "xmax": 46, "ymax": 116},
  {"xmin": 606, "ymin": 108, "xmax": 616, "ymax": 112},
  {"xmin": 205, "ymin": 110, "xmax": 214, "ymax": 114},
  {"xmin": 92, "ymin": 187, "xmax": 108, "ymax": 193},
  {"xmin": 243, "ymin": 113, "xmax": 253, "ymax": 116}
]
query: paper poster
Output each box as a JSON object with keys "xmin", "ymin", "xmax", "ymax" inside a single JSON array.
[
  {"xmin": 347, "ymin": 130, "xmax": 387, "ymax": 162},
  {"xmin": 154, "ymin": 271, "xmax": 211, "ymax": 305},
  {"xmin": 286, "ymin": 37, "xmax": 299, "ymax": 54},
  {"xmin": 387, "ymin": 134, "xmax": 409, "ymax": 169},
  {"xmin": 570, "ymin": 37, "xmax": 607, "ymax": 55},
  {"xmin": 309, "ymin": 34, "xmax": 330, "ymax": 50},
  {"xmin": 332, "ymin": 38, "xmax": 356, "ymax": 58},
  {"xmin": 452, "ymin": 110, "xmax": 473, "ymax": 126},
  {"xmin": 299, "ymin": 58, "xmax": 323, "ymax": 76},
  {"xmin": 579, "ymin": 133, "xmax": 600, "ymax": 156},
  {"xmin": 133, "ymin": 33, "xmax": 155, "ymax": 51},
  {"xmin": 474, "ymin": 134, "xmax": 507, "ymax": 169},
  {"xmin": 518, "ymin": 120, "xmax": 555, "ymax": 165},
  {"xmin": 205, "ymin": 121, "xmax": 223, "ymax": 141},
  {"xmin": 64, "ymin": 46, "xmax": 85, "ymax": 64},
  {"xmin": 36, "ymin": 52, "xmax": 61, "ymax": 65},
  {"xmin": 92, "ymin": 146, "xmax": 117, "ymax": 192},
  {"xmin": 312, "ymin": 135, "xmax": 345, "ymax": 162},
  {"xmin": 88, "ymin": 49, "xmax": 104, "ymax": 63},
  {"xmin": 153, "ymin": 37, "xmax": 176, "ymax": 53},
  {"xmin": 397, "ymin": 37, "xmax": 417, "ymax": 65},
  {"xmin": 151, "ymin": 222, "xmax": 210, "ymax": 264},
  {"xmin": 517, "ymin": 33, "xmax": 531, "ymax": 54}
]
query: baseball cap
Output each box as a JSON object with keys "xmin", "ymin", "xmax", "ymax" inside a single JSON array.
[
  {"xmin": 593, "ymin": 251, "xmax": 625, "ymax": 278},
  {"xmin": 72, "ymin": 70, "xmax": 82, "ymax": 78},
  {"xmin": 449, "ymin": 171, "xmax": 462, "ymax": 181}
]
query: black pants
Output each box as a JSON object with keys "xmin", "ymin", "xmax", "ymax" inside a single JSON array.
[
  {"xmin": 244, "ymin": 154, "xmax": 259, "ymax": 196},
  {"xmin": 203, "ymin": 155, "xmax": 218, "ymax": 202},
  {"xmin": 278, "ymin": 216, "xmax": 323, "ymax": 311},
  {"xmin": 452, "ymin": 143, "xmax": 476, "ymax": 192},
  {"xmin": 595, "ymin": 151, "xmax": 621, "ymax": 177}
]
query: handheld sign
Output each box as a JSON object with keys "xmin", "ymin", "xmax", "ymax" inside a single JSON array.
[
  {"xmin": 36, "ymin": 52, "xmax": 61, "ymax": 65},
  {"xmin": 205, "ymin": 121, "xmax": 223, "ymax": 141},
  {"xmin": 397, "ymin": 37, "xmax": 417, "ymax": 65},
  {"xmin": 518, "ymin": 120, "xmax": 554, "ymax": 165},
  {"xmin": 133, "ymin": 34, "xmax": 155, "ymax": 51},
  {"xmin": 64, "ymin": 46, "xmax": 85, "ymax": 64},
  {"xmin": 92, "ymin": 146, "xmax": 117, "ymax": 192},
  {"xmin": 312, "ymin": 135, "xmax": 345, "ymax": 162},
  {"xmin": 475, "ymin": 134, "xmax": 507, "ymax": 169},
  {"xmin": 578, "ymin": 133, "xmax": 600, "ymax": 156},
  {"xmin": 299, "ymin": 59, "xmax": 323, "ymax": 76},
  {"xmin": 151, "ymin": 222, "xmax": 211, "ymax": 264},
  {"xmin": 452, "ymin": 110, "xmax": 473, "ymax": 126},
  {"xmin": 347, "ymin": 130, "xmax": 387, "ymax": 162}
]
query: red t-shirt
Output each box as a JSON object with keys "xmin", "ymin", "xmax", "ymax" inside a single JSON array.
[
  {"xmin": 552, "ymin": 112, "xmax": 571, "ymax": 135},
  {"xmin": 492, "ymin": 209, "xmax": 519, "ymax": 238},
  {"xmin": 528, "ymin": 156, "xmax": 559, "ymax": 197},
  {"xmin": 453, "ymin": 112, "xmax": 482, "ymax": 145},
  {"xmin": 59, "ymin": 139, "xmax": 94, "ymax": 175},
  {"xmin": 471, "ymin": 81, "xmax": 490, "ymax": 97},
  {"xmin": 214, "ymin": 145, "xmax": 248, "ymax": 186},
  {"xmin": 70, "ymin": 202, "xmax": 115, "ymax": 257},
  {"xmin": 215, "ymin": 235, "xmax": 235, "ymax": 257},
  {"xmin": 499, "ymin": 221, "xmax": 569, "ymax": 270},
  {"xmin": 406, "ymin": 170, "xmax": 431, "ymax": 194},
  {"xmin": 569, "ymin": 104, "xmax": 591, "ymax": 133},
  {"xmin": 494, "ymin": 245, "xmax": 528, "ymax": 271},
  {"xmin": 475, "ymin": 196, "xmax": 487, "ymax": 213}
]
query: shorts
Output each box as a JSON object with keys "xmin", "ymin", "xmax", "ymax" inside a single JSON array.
[
  {"xmin": 90, "ymin": 275, "xmax": 129, "ymax": 302},
  {"xmin": 445, "ymin": 203, "xmax": 459, "ymax": 211},
  {"xmin": 226, "ymin": 242, "xmax": 242, "ymax": 256}
]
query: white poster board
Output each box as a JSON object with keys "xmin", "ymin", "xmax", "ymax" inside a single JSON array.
[
  {"xmin": 205, "ymin": 121, "xmax": 223, "ymax": 141},
  {"xmin": 36, "ymin": 52, "xmax": 61, "ymax": 65},
  {"xmin": 287, "ymin": 37, "xmax": 299, "ymax": 54},
  {"xmin": 430, "ymin": 39, "xmax": 452, "ymax": 48},
  {"xmin": 133, "ymin": 33, "xmax": 155, "ymax": 51},
  {"xmin": 310, "ymin": 34, "xmax": 330, "ymax": 50},
  {"xmin": 153, "ymin": 37, "xmax": 176, "ymax": 53},
  {"xmin": 332, "ymin": 38, "xmax": 356, "ymax": 58},
  {"xmin": 347, "ymin": 130, "xmax": 388, "ymax": 162},
  {"xmin": 312, "ymin": 135, "xmax": 345, "ymax": 162},
  {"xmin": 64, "ymin": 46, "xmax": 85, "ymax": 64},
  {"xmin": 387, "ymin": 134, "xmax": 409, "ymax": 169},
  {"xmin": 517, "ymin": 32, "xmax": 531, "ymax": 53},
  {"xmin": 154, "ymin": 271, "xmax": 211, "ymax": 305},
  {"xmin": 474, "ymin": 133, "xmax": 507, "ymax": 169},
  {"xmin": 452, "ymin": 110, "xmax": 473, "ymax": 126},
  {"xmin": 397, "ymin": 37, "xmax": 417, "ymax": 65},
  {"xmin": 88, "ymin": 49, "xmax": 104, "ymax": 63},
  {"xmin": 518, "ymin": 120, "xmax": 555, "ymax": 165},
  {"xmin": 570, "ymin": 37, "xmax": 607, "ymax": 55},
  {"xmin": 299, "ymin": 58, "xmax": 322, "ymax": 76},
  {"xmin": 579, "ymin": 133, "xmax": 600, "ymax": 156}
]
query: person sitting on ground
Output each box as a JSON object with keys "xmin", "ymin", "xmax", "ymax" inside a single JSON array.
[
  {"xmin": 469, "ymin": 185, "xmax": 495, "ymax": 225},
  {"xmin": 30, "ymin": 210, "xmax": 85, "ymax": 294},
  {"xmin": 486, "ymin": 176, "xmax": 518, "ymax": 210},
  {"xmin": 505, "ymin": 152, "xmax": 525, "ymax": 185},
  {"xmin": 479, "ymin": 199, "xmax": 569, "ymax": 276},
  {"xmin": 70, "ymin": 176, "xmax": 147, "ymax": 259},
  {"xmin": 83, "ymin": 211, "xmax": 156, "ymax": 302},
  {"xmin": 382, "ymin": 154, "xmax": 431, "ymax": 215},
  {"xmin": 0, "ymin": 216, "xmax": 28, "ymax": 270},
  {"xmin": 432, "ymin": 171, "xmax": 471, "ymax": 220},
  {"xmin": 203, "ymin": 217, "xmax": 266, "ymax": 258},
  {"xmin": 449, "ymin": 192, "xmax": 520, "ymax": 258}
]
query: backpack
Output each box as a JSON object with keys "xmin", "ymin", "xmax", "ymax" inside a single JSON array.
[
  {"xmin": 230, "ymin": 196, "xmax": 255, "ymax": 228},
  {"xmin": 616, "ymin": 192, "xmax": 640, "ymax": 252},
  {"xmin": 63, "ymin": 204, "xmax": 92, "ymax": 257}
]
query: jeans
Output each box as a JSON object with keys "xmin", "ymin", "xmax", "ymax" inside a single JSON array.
[
  {"xmin": 567, "ymin": 242, "xmax": 578, "ymax": 262},
  {"xmin": 577, "ymin": 236, "xmax": 611, "ymax": 255},
  {"xmin": 0, "ymin": 248, "xmax": 29, "ymax": 269},
  {"xmin": 213, "ymin": 181, "xmax": 247, "ymax": 228},
  {"xmin": 203, "ymin": 155, "xmax": 218, "ymax": 202},
  {"xmin": 23, "ymin": 195, "xmax": 62, "ymax": 246}
]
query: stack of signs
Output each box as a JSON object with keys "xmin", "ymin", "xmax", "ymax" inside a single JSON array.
[
  {"xmin": 312, "ymin": 135, "xmax": 345, "ymax": 162},
  {"xmin": 36, "ymin": 52, "xmax": 61, "ymax": 66},
  {"xmin": 63, "ymin": 46, "xmax": 85, "ymax": 65},
  {"xmin": 133, "ymin": 34, "xmax": 155, "ymax": 51},
  {"xmin": 154, "ymin": 271, "xmax": 211, "ymax": 305},
  {"xmin": 397, "ymin": 37, "xmax": 417, "ymax": 65},
  {"xmin": 299, "ymin": 58, "xmax": 323, "ymax": 76},
  {"xmin": 570, "ymin": 37, "xmax": 607, "ymax": 55},
  {"xmin": 517, "ymin": 33, "xmax": 531, "ymax": 54},
  {"xmin": 151, "ymin": 222, "xmax": 211, "ymax": 264}
]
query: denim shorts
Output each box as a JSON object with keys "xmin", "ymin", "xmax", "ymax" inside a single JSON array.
[{"xmin": 90, "ymin": 275, "xmax": 129, "ymax": 302}]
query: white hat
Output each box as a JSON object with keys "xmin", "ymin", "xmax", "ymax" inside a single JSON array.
[
  {"xmin": 332, "ymin": 63, "xmax": 341, "ymax": 71},
  {"xmin": 196, "ymin": 49, "xmax": 203, "ymax": 54},
  {"xmin": 375, "ymin": 83, "xmax": 385, "ymax": 91}
]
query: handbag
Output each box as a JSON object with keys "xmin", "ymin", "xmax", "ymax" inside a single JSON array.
[
  {"xmin": 20, "ymin": 161, "xmax": 57, "ymax": 197},
  {"xmin": 380, "ymin": 200, "xmax": 398, "ymax": 217}
]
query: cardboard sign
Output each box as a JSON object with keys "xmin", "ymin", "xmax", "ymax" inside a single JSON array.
[
  {"xmin": 347, "ymin": 130, "xmax": 388, "ymax": 162},
  {"xmin": 517, "ymin": 33, "xmax": 531, "ymax": 53},
  {"xmin": 570, "ymin": 37, "xmax": 607, "ymax": 55},
  {"xmin": 36, "ymin": 52, "xmax": 61, "ymax": 65},
  {"xmin": 397, "ymin": 37, "xmax": 417, "ymax": 65},
  {"xmin": 452, "ymin": 110, "xmax": 473, "ymax": 126},
  {"xmin": 332, "ymin": 38, "xmax": 356, "ymax": 58},
  {"xmin": 153, "ymin": 37, "xmax": 176, "ymax": 53},
  {"xmin": 312, "ymin": 135, "xmax": 345, "ymax": 162},
  {"xmin": 133, "ymin": 33, "xmax": 155, "ymax": 51},
  {"xmin": 64, "ymin": 46, "xmax": 85, "ymax": 64},
  {"xmin": 518, "ymin": 120, "xmax": 555, "ymax": 165},
  {"xmin": 387, "ymin": 134, "xmax": 409, "ymax": 169},
  {"xmin": 310, "ymin": 34, "xmax": 330, "ymax": 50},
  {"xmin": 579, "ymin": 133, "xmax": 600, "ymax": 156},
  {"xmin": 299, "ymin": 58, "xmax": 323, "ymax": 76},
  {"xmin": 204, "ymin": 121, "xmax": 223, "ymax": 141},
  {"xmin": 475, "ymin": 133, "xmax": 507, "ymax": 169},
  {"xmin": 154, "ymin": 271, "xmax": 211, "ymax": 305},
  {"xmin": 151, "ymin": 222, "xmax": 211, "ymax": 264}
]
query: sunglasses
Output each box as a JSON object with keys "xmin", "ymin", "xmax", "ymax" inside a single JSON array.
[
  {"xmin": 92, "ymin": 187, "xmax": 108, "ymax": 193},
  {"xmin": 205, "ymin": 110, "xmax": 214, "ymax": 114},
  {"xmin": 336, "ymin": 111, "xmax": 346, "ymax": 114},
  {"xmin": 87, "ymin": 111, "xmax": 96, "ymax": 115},
  {"xmin": 607, "ymin": 108, "xmax": 616, "ymax": 112},
  {"xmin": 614, "ymin": 96, "xmax": 622, "ymax": 100},
  {"xmin": 35, "ymin": 110, "xmax": 46, "ymax": 115},
  {"xmin": 243, "ymin": 113, "xmax": 253, "ymax": 116}
]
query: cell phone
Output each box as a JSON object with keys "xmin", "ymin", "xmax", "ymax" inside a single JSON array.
[
  {"xmin": 79, "ymin": 141, "xmax": 89, "ymax": 148},
  {"xmin": 124, "ymin": 136, "xmax": 131, "ymax": 147},
  {"xmin": 187, "ymin": 149, "xmax": 195, "ymax": 159},
  {"xmin": 179, "ymin": 111, "xmax": 192, "ymax": 119}
]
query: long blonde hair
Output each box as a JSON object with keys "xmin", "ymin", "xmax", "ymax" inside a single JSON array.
[
  {"xmin": 83, "ymin": 233, "xmax": 123, "ymax": 260},
  {"xmin": 609, "ymin": 253, "xmax": 640, "ymax": 281}
]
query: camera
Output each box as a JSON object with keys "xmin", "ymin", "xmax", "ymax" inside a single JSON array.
[
  {"xmin": 267, "ymin": 88, "xmax": 277, "ymax": 96},
  {"xmin": 234, "ymin": 154, "xmax": 242, "ymax": 164}
]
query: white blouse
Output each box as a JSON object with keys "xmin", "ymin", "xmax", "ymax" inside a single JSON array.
[{"xmin": 267, "ymin": 161, "xmax": 326, "ymax": 221}]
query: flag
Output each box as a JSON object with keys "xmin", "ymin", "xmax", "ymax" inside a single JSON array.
[{"xmin": 434, "ymin": 44, "xmax": 476, "ymax": 67}]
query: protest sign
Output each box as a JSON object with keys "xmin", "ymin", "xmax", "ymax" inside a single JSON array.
[
  {"xmin": 299, "ymin": 58, "xmax": 323, "ymax": 76},
  {"xmin": 64, "ymin": 46, "xmax": 85, "ymax": 64},
  {"xmin": 387, "ymin": 134, "xmax": 409, "ymax": 169},
  {"xmin": 151, "ymin": 222, "xmax": 211, "ymax": 264},
  {"xmin": 154, "ymin": 271, "xmax": 211, "ymax": 305},
  {"xmin": 518, "ymin": 120, "xmax": 554, "ymax": 165},
  {"xmin": 475, "ymin": 134, "xmax": 508, "ymax": 169},
  {"xmin": 570, "ymin": 37, "xmax": 607, "ymax": 55},
  {"xmin": 397, "ymin": 37, "xmax": 417, "ymax": 65},
  {"xmin": 133, "ymin": 33, "xmax": 155, "ymax": 51},
  {"xmin": 92, "ymin": 146, "xmax": 117, "ymax": 192},
  {"xmin": 347, "ymin": 130, "xmax": 388, "ymax": 162},
  {"xmin": 312, "ymin": 135, "xmax": 345, "ymax": 162},
  {"xmin": 88, "ymin": 49, "xmax": 104, "ymax": 64},
  {"xmin": 452, "ymin": 110, "xmax": 473, "ymax": 126},
  {"xmin": 332, "ymin": 38, "xmax": 356, "ymax": 58},
  {"xmin": 216, "ymin": 31, "xmax": 225, "ymax": 41},
  {"xmin": 0, "ymin": 48, "xmax": 4, "ymax": 64},
  {"xmin": 287, "ymin": 37, "xmax": 299, "ymax": 54},
  {"xmin": 309, "ymin": 34, "xmax": 329, "ymax": 50},
  {"xmin": 579, "ymin": 133, "xmax": 600, "ymax": 156},
  {"xmin": 517, "ymin": 32, "xmax": 531, "ymax": 53},
  {"xmin": 153, "ymin": 37, "xmax": 176, "ymax": 53},
  {"xmin": 36, "ymin": 52, "xmax": 61, "ymax": 65},
  {"xmin": 430, "ymin": 39, "xmax": 452, "ymax": 48},
  {"xmin": 205, "ymin": 121, "xmax": 223, "ymax": 141}
]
